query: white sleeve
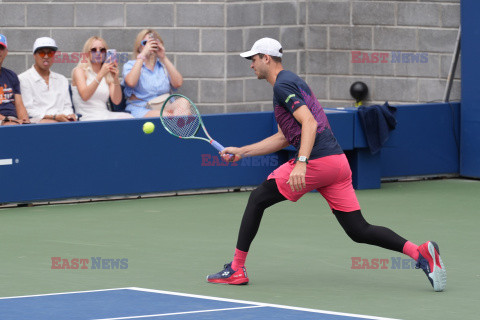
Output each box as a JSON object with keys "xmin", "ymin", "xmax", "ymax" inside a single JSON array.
[{"xmin": 19, "ymin": 73, "xmax": 42, "ymax": 119}]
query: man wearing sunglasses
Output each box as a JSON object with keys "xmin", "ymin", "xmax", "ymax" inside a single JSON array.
[
  {"xmin": 0, "ymin": 34, "xmax": 30, "ymax": 126},
  {"xmin": 19, "ymin": 37, "xmax": 77, "ymax": 123}
]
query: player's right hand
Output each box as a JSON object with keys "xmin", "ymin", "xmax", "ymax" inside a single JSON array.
[{"xmin": 220, "ymin": 147, "xmax": 242, "ymax": 162}]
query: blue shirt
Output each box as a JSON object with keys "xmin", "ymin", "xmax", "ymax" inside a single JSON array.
[
  {"xmin": 273, "ymin": 70, "xmax": 343, "ymax": 160},
  {"xmin": 121, "ymin": 59, "xmax": 171, "ymax": 107},
  {"xmin": 0, "ymin": 67, "xmax": 21, "ymax": 117}
]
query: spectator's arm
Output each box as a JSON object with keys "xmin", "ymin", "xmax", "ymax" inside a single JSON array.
[
  {"xmin": 123, "ymin": 59, "xmax": 143, "ymax": 88},
  {"xmin": 109, "ymin": 66, "xmax": 122, "ymax": 105},
  {"xmin": 72, "ymin": 67, "xmax": 97, "ymax": 102},
  {"xmin": 14, "ymin": 94, "xmax": 30, "ymax": 122},
  {"xmin": 19, "ymin": 77, "xmax": 43, "ymax": 119},
  {"xmin": 161, "ymin": 56, "xmax": 183, "ymax": 89}
]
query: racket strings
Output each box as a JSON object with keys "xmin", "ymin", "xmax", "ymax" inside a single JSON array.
[{"xmin": 162, "ymin": 97, "xmax": 200, "ymax": 138}]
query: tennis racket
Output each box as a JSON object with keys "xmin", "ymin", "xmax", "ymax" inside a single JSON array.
[{"xmin": 159, "ymin": 94, "xmax": 232, "ymax": 156}]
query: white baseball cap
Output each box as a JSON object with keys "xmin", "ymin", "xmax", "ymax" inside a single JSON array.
[
  {"xmin": 240, "ymin": 37, "xmax": 283, "ymax": 59},
  {"xmin": 33, "ymin": 37, "xmax": 58, "ymax": 53}
]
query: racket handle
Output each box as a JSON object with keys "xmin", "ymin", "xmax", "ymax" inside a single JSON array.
[
  {"xmin": 210, "ymin": 140, "xmax": 225, "ymax": 152},
  {"xmin": 210, "ymin": 140, "xmax": 235, "ymax": 161}
]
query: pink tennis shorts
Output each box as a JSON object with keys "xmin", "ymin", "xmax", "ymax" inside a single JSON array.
[{"xmin": 268, "ymin": 154, "xmax": 361, "ymax": 212}]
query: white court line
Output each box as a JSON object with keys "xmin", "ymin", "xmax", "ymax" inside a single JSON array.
[
  {"xmin": 91, "ymin": 306, "xmax": 264, "ymax": 320},
  {"xmin": 0, "ymin": 287, "xmax": 130, "ymax": 300},
  {"xmin": 0, "ymin": 287, "xmax": 401, "ymax": 320},
  {"xmin": 0, "ymin": 159, "xmax": 13, "ymax": 166},
  {"xmin": 129, "ymin": 287, "xmax": 401, "ymax": 320}
]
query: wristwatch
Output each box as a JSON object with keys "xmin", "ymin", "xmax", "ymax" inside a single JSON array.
[{"xmin": 295, "ymin": 156, "xmax": 308, "ymax": 164}]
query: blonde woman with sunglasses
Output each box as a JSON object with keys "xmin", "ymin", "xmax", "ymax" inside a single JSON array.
[
  {"xmin": 71, "ymin": 36, "xmax": 133, "ymax": 121},
  {"xmin": 19, "ymin": 37, "xmax": 77, "ymax": 123}
]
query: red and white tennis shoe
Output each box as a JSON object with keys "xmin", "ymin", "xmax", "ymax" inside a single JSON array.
[
  {"xmin": 416, "ymin": 241, "xmax": 447, "ymax": 292},
  {"xmin": 206, "ymin": 262, "xmax": 249, "ymax": 285}
]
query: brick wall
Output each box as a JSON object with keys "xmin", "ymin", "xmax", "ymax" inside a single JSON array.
[{"xmin": 0, "ymin": 0, "xmax": 461, "ymax": 113}]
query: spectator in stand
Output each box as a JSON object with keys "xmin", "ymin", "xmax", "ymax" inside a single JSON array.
[
  {"xmin": 71, "ymin": 36, "xmax": 133, "ymax": 121},
  {"xmin": 19, "ymin": 37, "xmax": 77, "ymax": 123},
  {"xmin": 122, "ymin": 29, "xmax": 183, "ymax": 118},
  {"xmin": 0, "ymin": 34, "xmax": 30, "ymax": 126}
]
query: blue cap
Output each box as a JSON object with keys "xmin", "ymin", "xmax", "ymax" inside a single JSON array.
[{"xmin": 0, "ymin": 34, "xmax": 7, "ymax": 49}]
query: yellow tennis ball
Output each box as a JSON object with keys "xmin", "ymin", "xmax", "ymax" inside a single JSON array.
[{"xmin": 143, "ymin": 122, "xmax": 155, "ymax": 134}]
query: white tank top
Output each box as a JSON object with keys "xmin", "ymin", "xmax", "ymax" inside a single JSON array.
[{"xmin": 71, "ymin": 68, "xmax": 110, "ymax": 121}]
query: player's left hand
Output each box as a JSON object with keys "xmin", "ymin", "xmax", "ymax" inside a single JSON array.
[{"xmin": 287, "ymin": 163, "xmax": 307, "ymax": 192}]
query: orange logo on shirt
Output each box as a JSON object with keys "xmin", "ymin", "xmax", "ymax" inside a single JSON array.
[{"xmin": 0, "ymin": 84, "xmax": 14, "ymax": 104}]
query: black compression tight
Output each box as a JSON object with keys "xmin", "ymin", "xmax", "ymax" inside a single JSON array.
[
  {"xmin": 235, "ymin": 179, "xmax": 408, "ymax": 254},
  {"xmin": 236, "ymin": 179, "xmax": 286, "ymax": 252},
  {"xmin": 333, "ymin": 209, "xmax": 407, "ymax": 253}
]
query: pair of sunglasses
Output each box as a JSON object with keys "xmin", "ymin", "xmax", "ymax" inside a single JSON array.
[
  {"xmin": 37, "ymin": 51, "xmax": 55, "ymax": 58},
  {"xmin": 91, "ymin": 48, "xmax": 106, "ymax": 53}
]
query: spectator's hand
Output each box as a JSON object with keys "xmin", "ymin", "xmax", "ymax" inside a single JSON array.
[
  {"xmin": 54, "ymin": 114, "xmax": 76, "ymax": 122},
  {"xmin": 109, "ymin": 64, "xmax": 120, "ymax": 79},
  {"xmin": 156, "ymin": 42, "xmax": 166, "ymax": 61},
  {"xmin": 99, "ymin": 62, "xmax": 114, "ymax": 79},
  {"xmin": 54, "ymin": 114, "xmax": 69, "ymax": 122},
  {"xmin": 20, "ymin": 117, "xmax": 31, "ymax": 124},
  {"xmin": 140, "ymin": 39, "xmax": 158, "ymax": 58}
]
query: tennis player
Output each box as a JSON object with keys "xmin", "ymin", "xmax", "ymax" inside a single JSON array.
[{"xmin": 206, "ymin": 38, "xmax": 447, "ymax": 292}]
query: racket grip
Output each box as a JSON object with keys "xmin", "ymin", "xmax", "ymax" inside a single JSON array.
[
  {"xmin": 210, "ymin": 140, "xmax": 225, "ymax": 152},
  {"xmin": 211, "ymin": 140, "xmax": 235, "ymax": 161}
]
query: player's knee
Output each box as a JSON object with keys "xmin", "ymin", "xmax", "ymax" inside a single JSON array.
[
  {"xmin": 346, "ymin": 228, "xmax": 369, "ymax": 243},
  {"xmin": 333, "ymin": 209, "xmax": 371, "ymax": 243},
  {"xmin": 343, "ymin": 222, "xmax": 372, "ymax": 244},
  {"xmin": 247, "ymin": 185, "xmax": 274, "ymax": 210},
  {"xmin": 248, "ymin": 187, "xmax": 265, "ymax": 208}
]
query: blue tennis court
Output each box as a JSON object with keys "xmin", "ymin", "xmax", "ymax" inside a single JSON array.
[{"xmin": 0, "ymin": 287, "xmax": 398, "ymax": 320}]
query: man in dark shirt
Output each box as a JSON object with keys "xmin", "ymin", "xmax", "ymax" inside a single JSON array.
[
  {"xmin": 0, "ymin": 34, "xmax": 30, "ymax": 125},
  {"xmin": 206, "ymin": 38, "xmax": 446, "ymax": 292}
]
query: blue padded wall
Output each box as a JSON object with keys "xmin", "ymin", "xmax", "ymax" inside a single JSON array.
[
  {"xmin": 379, "ymin": 103, "xmax": 460, "ymax": 177},
  {"xmin": 460, "ymin": 1, "xmax": 480, "ymax": 178},
  {"xmin": 0, "ymin": 113, "xmax": 280, "ymax": 203},
  {"xmin": 0, "ymin": 104, "xmax": 462, "ymax": 204}
]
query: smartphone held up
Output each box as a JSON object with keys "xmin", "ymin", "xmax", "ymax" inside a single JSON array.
[{"xmin": 105, "ymin": 49, "xmax": 117, "ymax": 64}]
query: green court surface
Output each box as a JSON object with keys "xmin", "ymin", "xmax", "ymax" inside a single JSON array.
[{"xmin": 1, "ymin": 178, "xmax": 478, "ymax": 320}]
